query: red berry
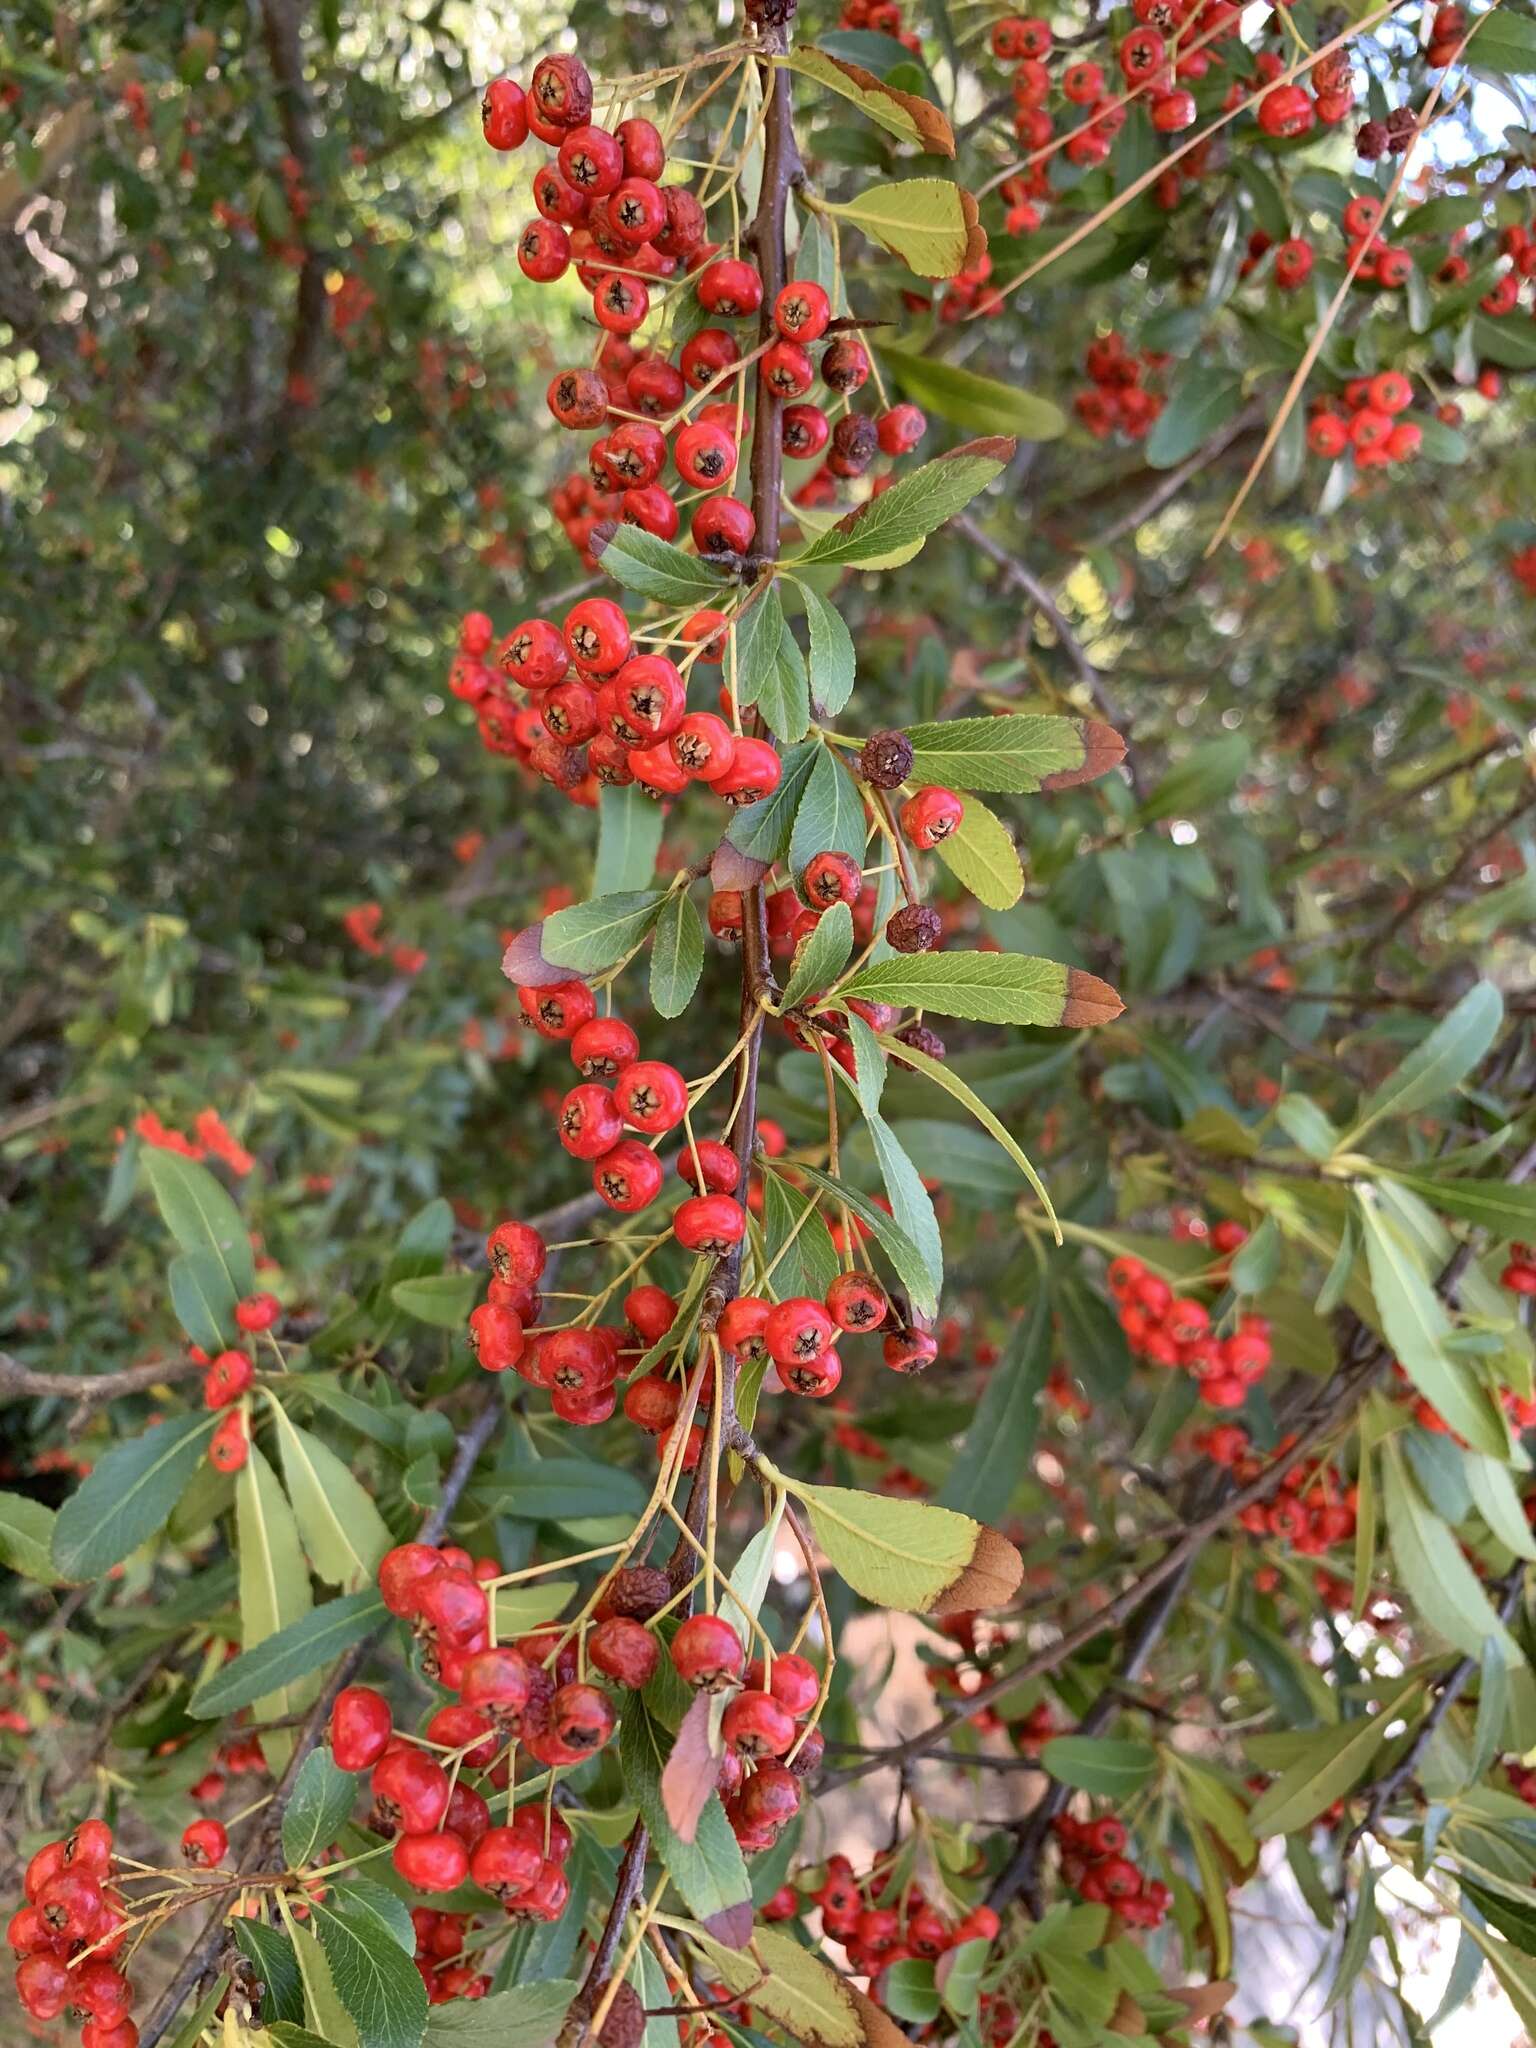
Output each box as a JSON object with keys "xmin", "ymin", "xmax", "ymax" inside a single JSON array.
[
  {"xmin": 697, "ymin": 257, "xmax": 763, "ymax": 316},
  {"xmin": 467, "ymin": 1300, "xmax": 525, "ymax": 1373},
  {"xmin": 674, "ymin": 1194, "xmax": 747, "ymax": 1256},
  {"xmin": 589, "ymin": 1616, "xmax": 660, "ymax": 1688},
  {"xmin": 557, "ymin": 123, "xmax": 624, "ymax": 196},
  {"xmin": 372, "ymin": 1748, "xmax": 451, "ymax": 1834},
  {"xmin": 559, "ymin": 1083, "xmax": 625, "ymax": 1161},
  {"xmin": 530, "ymin": 53, "xmax": 593, "ymax": 129},
  {"xmin": 764, "ymin": 1297, "xmax": 835, "ymax": 1367},
  {"xmin": 801, "ymin": 850, "xmax": 862, "ymax": 907},
  {"xmin": 876, "ymin": 403, "xmax": 926, "ymax": 455},
  {"xmin": 719, "ymin": 1295, "xmax": 771, "ymax": 1361},
  {"xmin": 674, "ymin": 420, "xmax": 737, "ymax": 488},
  {"xmin": 615, "ymin": 1059, "xmax": 688, "ymax": 1134},
  {"xmin": 570, "ymin": 1016, "xmax": 639, "ymax": 1078},
  {"xmin": 181, "ymin": 1819, "xmax": 228, "ymax": 1866},
  {"xmin": 563, "ymin": 597, "xmax": 631, "ymax": 675},
  {"xmin": 722, "ymin": 1690, "xmax": 796, "ymax": 1757},
  {"xmin": 481, "ymin": 78, "xmax": 528, "ymax": 151},
  {"xmin": 593, "ymin": 1139, "xmax": 665, "ymax": 1212},
  {"xmin": 825, "ymin": 1272, "xmax": 889, "ymax": 1332},
  {"xmin": 204, "ymin": 1350, "xmax": 253, "ymax": 1409},
  {"xmin": 486, "ymin": 1220, "xmax": 547, "ymax": 1288},
  {"xmin": 678, "ymin": 1139, "xmax": 741, "ymax": 1194},
  {"xmin": 671, "ymin": 1613, "xmax": 745, "ymax": 1691},
  {"xmin": 692, "ymin": 496, "xmax": 755, "ymax": 557},
  {"xmin": 235, "ymin": 1292, "xmax": 280, "ymax": 1333},
  {"xmin": 394, "ymin": 1830, "xmax": 470, "ymax": 1893},
  {"xmin": 900, "ymin": 786, "xmax": 964, "ymax": 849},
  {"xmin": 712, "ymin": 737, "xmax": 781, "ymax": 805},
  {"xmin": 331, "ymin": 1686, "xmax": 393, "ymax": 1771}
]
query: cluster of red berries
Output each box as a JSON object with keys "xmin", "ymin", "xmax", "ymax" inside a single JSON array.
[
  {"xmin": 1306, "ymin": 370, "xmax": 1421, "ymax": 467},
  {"xmin": 1500, "ymin": 1244, "xmax": 1536, "ymax": 1296},
  {"xmin": 1071, "ymin": 332, "xmax": 1166, "ymax": 443},
  {"xmin": 1200, "ymin": 1422, "xmax": 1359, "ymax": 1562},
  {"xmin": 124, "ymin": 1106, "xmax": 254, "ymax": 1176},
  {"xmin": 477, "ymin": 49, "xmax": 929, "ymax": 560},
  {"xmin": 836, "ymin": 0, "xmax": 922, "ymax": 51},
  {"xmin": 1107, "ymin": 1237, "xmax": 1275, "ymax": 1412},
  {"xmin": 10, "ymin": 1823, "xmax": 136, "ymax": 2047},
  {"xmin": 410, "ymin": 1908, "xmax": 492, "ymax": 2005},
  {"xmin": 1051, "ymin": 1813, "xmax": 1171, "ymax": 1927},
  {"xmin": 471, "ymin": 1192, "xmax": 937, "ymax": 1434},
  {"xmin": 1512, "ymin": 546, "xmax": 1536, "ymax": 598},
  {"xmin": 1504, "ymin": 1758, "xmax": 1536, "ymax": 1809},
  {"xmin": 348, "ymin": 1552, "xmax": 815, "ymax": 1876},
  {"xmin": 452, "ymin": 596, "xmax": 786, "ymax": 806},
  {"xmin": 342, "ymin": 901, "xmax": 427, "ymax": 974},
  {"xmin": 1241, "ymin": 227, "xmax": 1314, "ymax": 290},
  {"xmin": 815, "ymin": 1854, "xmax": 1001, "ymax": 1977}
]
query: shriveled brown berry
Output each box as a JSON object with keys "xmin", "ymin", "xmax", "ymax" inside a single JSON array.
[
  {"xmin": 829, "ymin": 413, "xmax": 878, "ymax": 477},
  {"xmin": 895, "ymin": 1021, "xmax": 946, "ymax": 1061},
  {"xmin": 859, "ymin": 729, "xmax": 913, "ymax": 788},
  {"xmin": 598, "ymin": 1982, "xmax": 646, "ymax": 2048},
  {"xmin": 598, "ymin": 1565, "xmax": 671, "ymax": 1620},
  {"xmin": 887, "ymin": 905, "xmax": 942, "ymax": 953}
]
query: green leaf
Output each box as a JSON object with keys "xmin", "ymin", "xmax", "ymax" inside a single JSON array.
[
  {"xmin": 1359, "ymin": 1199, "xmax": 1507, "ymax": 1458},
  {"xmin": 1246, "ymin": 1676, "xmax": 1420, "ymax": 1835},
  {"xmin": 935, "ymin": 796, "xmax": 1023, "ymax": 911},
  {"xmin": 309, "ymin": 1890, "xmax": 429, "ymax": 2048},
  {"xmin": 389, "ymin": 1273, "xmax": 479, "ymax": 1328},
  {"xmin": 168, "ymin": 1247, "xmax": 238, "ymax": 1351},
  {"xmin": 758, "ymin": 614, "xmax": 811, "ymax": 743},
  {"xmin": 594, "ymin": 785, "xmax": 664, "ymax": 894},
  {"xmin": 794, "ymin": 439, "xmax": 1013, "ymax": 571},
  {"xmin": 791, "ymin": 1159, "xmax": 939, "ymax": 1317},
  {"xmin": 872, "ymin": 1030, "xmax": 1060, "ymax": 1234},
  {"xmin": 237, "ymin": 1444, "xmax": 316, "ymax": 1755},
  {"xmin": 190, "ymin": 1591, "xmax": 385, "ymax": 1718},
  {"xmin": 1345, "ymin": 982, "xmax": 1503, "ymax": 1145},
  {"xmin": 791, "ymin": 1480, "xmax": 1023, "ymax": 1614},
  {"xmin": 284, "ymin": 1748, "xmax": 361, "ymax": 1869},
  {"xmin": 781, "ymin": 901, "xmax": 854, "ymax": 1008},
  {"xmin": 938, "ymin": 1292, "xmax": 1050, "ymax": 1522},
  {"xmin": 726, "ymin": 740, "xmax": 820, "ymax": 864},
  {"xmin": 692, "ymin": 1925, "xmax": 894, "ymax": 2048},
  {"xmin": 1276, "ymin": 1093, "xmax": 1341, "ymax": 1161},
  {"xmin": 52, "ymin": 1412, "xmax": 216, "ymax": 1579},
  {"xmin": 1465, "ymin": 1454, "xmax": 1536, "ymax": 1561},
  {"xmin": 840, "ymin": 951, "xmax": 1122, "ymax": 1029},
  {"xmin": 903, "ymin": 712, "xmax": 1124, "ymax": 794},
  {"xmin": 620, "ymin": 1701, "xmax": 754, "ymax": 1946},
  {"xmin": 821, "ymin": 178, "xmax": 980, "ymax": 280},
  {"xmin": 784, "ymin": 45, "xmax": 955, "ymax": 153},
  {"xmin": 880, "ymin": 349, "xmax": 1066, "ymax": 440},
  {"xmin": 593, "ymin": 524, "xmax": 730, "ymax": 604},
  {"xmin": 269, "ymin": 1400, "xmax": 394, "ymax": 1589},
  {"xmin": 423, "ymin": 1982, "xmax": 581, "ymax": 2048},
  {"xmin": 761, "ymin": 1171, "xmax": 842, "ymax": 1302},
  {"xmin": 1471, "ymin": 311, "xmax": 1536, "ymax": 370},
  {"xmin": 541, "ymin": 891, "xmax": 668, "ymax": 975},
  {"xmin": 0, "ymin": 1491, "xmax": 60, "ymax": 1583},
  {"xmin": 1041, "ymin": 1735, "xmax": 1158, "ymax": 1798},
  {"xmin": 286, "ymin": 1914, "xmax": 360, "ymax": 2048},
  {"xmin": 731, "ymin": 582, "xmax": 785, "ymax": 712},
  {"xmin": 142, "ymin": 1147, "xmax": 256, "ymax": 1297},
  {"xmin": 1144, "ymin": 368, "xmax": 1245, "ymax": 468},
  {"xmin": 235, "ymin": 1923, "xmax": 304, "ymax": 2027},
  {"xmin": 1229, "ymin": 1215, "xmax": 1282, "ymax": 1294},
  {"xmin": 936, "ymin": 1937, "xmax": 988, "ymax": 2019},
  {"xmin": 650, "ymin": 890, "xmax": 705, "ymax": 1020},
  {"xmin": 864, "ymin": 1111, "xmax": 944, "ymax": 1307},
  {"xmin": 790, "ymin": 745, "xmax": 868, "ymax": 879},
  {"xmin": 1383, "ymin": 1443, "xmax": 1522, "ymax": 1662},
  {"xmin": 1382, "ymin": 1170, "xmax": 1536, "ymax": 1236},
  {"xmin": 800, "ymin": 587, "xmax": 857, "ymax": 717},
  {"xmin": 1137, "ymin": 733, "xmax": 1252, "ymax": 822},
  {"xmin": 1470, "ymin": 11, "xmax": 1536, "ymax": 73},
  {"xmin": 487, "ymin": 1454, "xmax": 649, "ymax": 1524}
]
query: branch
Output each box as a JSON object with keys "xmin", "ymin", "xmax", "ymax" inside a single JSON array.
[
  {"xmin": 0, "ymin": 1351, "xmax": 206, "ymax": 1422},
  {"xmin": 1361, "ymin": 782, "xmax": 1536, "ymax": 966}
]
